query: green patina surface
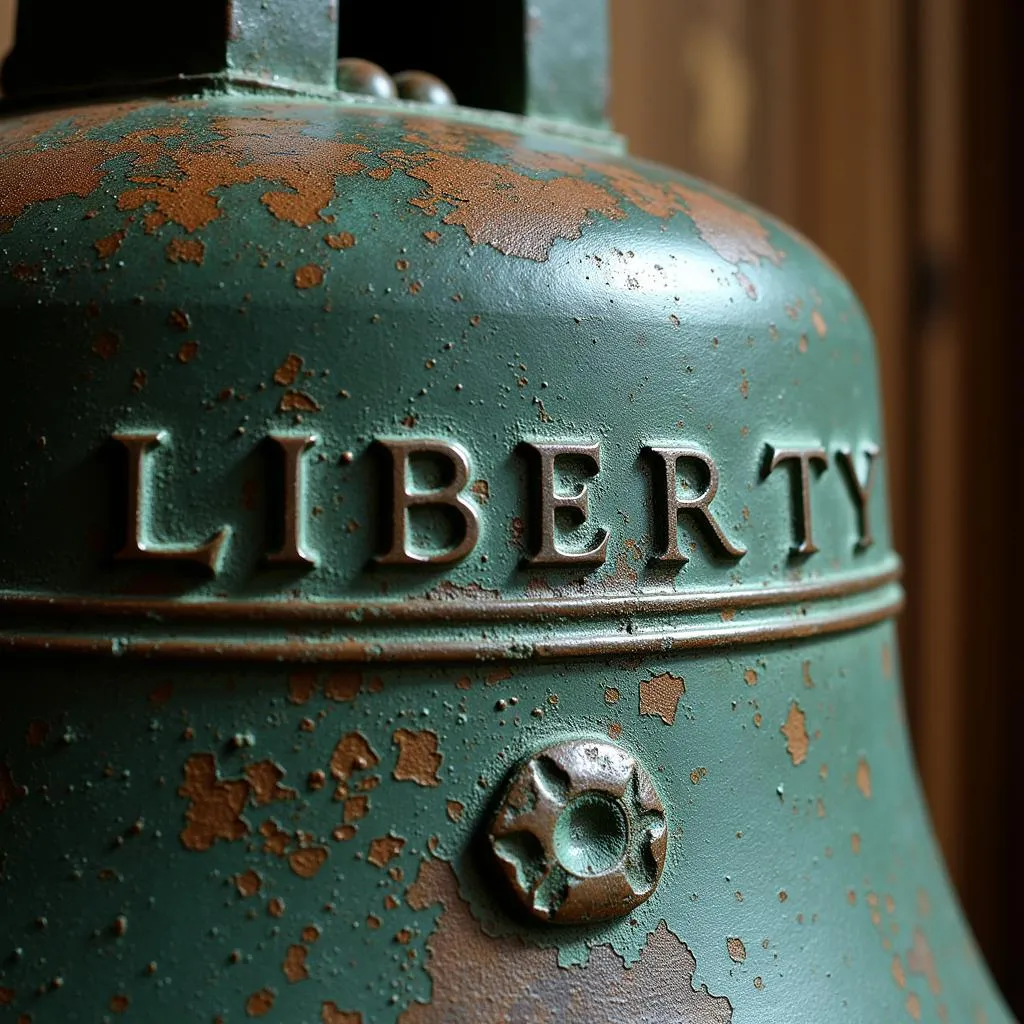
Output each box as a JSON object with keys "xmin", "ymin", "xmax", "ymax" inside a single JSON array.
[{"xmin": 0, "ymin": 93, "xmax": 1012, "ymax": 1023}]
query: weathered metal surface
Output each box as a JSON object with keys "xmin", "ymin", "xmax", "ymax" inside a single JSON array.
[{"xmin": 0, "ymin": 40, "xmax": 1012, "ymax": 1024}]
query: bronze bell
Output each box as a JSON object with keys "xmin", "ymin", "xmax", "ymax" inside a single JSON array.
[{"xmin": 0, "ymin": 1, "xmax": 1013, "ymax": 1021}]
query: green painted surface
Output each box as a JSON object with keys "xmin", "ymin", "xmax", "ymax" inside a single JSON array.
[{"xmin": 0, "ymin": 93, "xmax": 1012, "ymax": 1023}]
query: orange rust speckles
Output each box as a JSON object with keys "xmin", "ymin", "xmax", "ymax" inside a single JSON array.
[
  {"xmin": 343, "ymin": 796, "xmax": 369, "ymax": 824},
  {"xmin": 907, "ymin": 993, "xmax": 922, "ymax": 1021},
  {"xmin": 802, "ymin": 660, "xmax": 815, "ymax": 688},
  {"xmin": 673, "ymin": 184, "xmax": 783, "ymax": 267},
  {"xmin": 322, "ymin": 1004, "xmax": 362, "ymax": 1024},
  {"xmin": 604, "ymin": 686, "xmax": 620, "ymax": 705},
  {"xmin": 781, "ymin": 702, "xmax": 809, "ymax": 766},
  {"xmin": 94, "ymin": 229, "xmax": 126, "ymax": 259},
  {"xmin": 446, "ymin": 800, "xmax": 464, "ymax": 823},
  {"xmin": 110, "ymin": 995, "xmax": 130, "ymax": 1013},
  {"xmin": 727, "ymin": 937, "xmax": 747, "ymax": 963},
  {"xmin": 176, "ymin": 340, "xmax": 199, "ymax": 363},
  {"xmin": 907, "ymin": 927, "xmax": 941, "ymax": 995},
  {"xmin": 131, "ymin": 368, "xmax": 148, "ymax": 392},
  {"xmin": 235, "ymin": 869, "xmax": 262, "ymax": 897},
  {"xmin": 392, "ymin": 729, "xmax": 443, "ymax": 787},
  {"xmin": 851, "ymin": 832, "xmax": 862, "ymax": 855},
  {"xmin": 92, "ymin": 331, "xmax": 120, "ymax": 360},
  {"xmin": 856, "ymin": 757, "xmax": 873, "ymax": 798},
  {"xmin": 245, "ymin": 761, "xmax": 297, "ymax": 806},
  {"xmin": 288, "ymin": 670, "xmax": 318, "ymax": 704},
  {"xmin": 324, "ymin": 670, "xmax": 361, "ymax": 702},
  {"xmin": 168, "ymin": 307, "xmax": 192, "ymax": 331},
  {"xmin": 274, "ymin": 353, "xmax": 303, "ymax": 386},
  {"xmin": 812, "ymin": 309, "xmax": 828, "ymax": 337},
  {"xmin": 893, "ymin": 954, "xmax": 907, "ymax": 989},
  {"xmin": 690, "ymin": 767, "xmax": 708, "ymax": 784},
  {"xmin": 470, "ymin": 479, "xmax": 490, "ymax": 505},
  {"xmin": 165, "ymin": 238, "xmax": 205, "ymax": 265},
  {"xmin": 423, "ymin": 229, "xmax": 442, "ymax": 243},
  {"xmin": 259, "ymin": 818, "xmax": 291, "ymax": 856},
  {"xmin": 294, "ymin": 264, "xmax": 325, "ymax": 289},
  {"xmin": 368, "ymin": 834, "xmax": 405, "ymax": 868},
  {"xmin": 303, "ymin": 925, "xmax": 322, "ymax": 943},
  {"xmin": 400, "ymin": 151, "xmax": 624, "ymax": 262},
  {"xmin": 639, "ymin": 671, "xmax": 685, "ymax": 725},
  {"xmin": 330, "ymin": 732, "xmax": 379, "ymax": 790},
  {"xmin": 268, "ymin": 897, "xmax": 286, "ymax": 918},
  {"xmin": 324, "ymin": 231, "xmax": 356, "ymax": 249},
  {"xmin": 246, "ymin": 988, "xmax": 276, "ymax": 1017},
  {"xmin": 178, "ymin": 753, "xmax": 250, "ymax": 851},
  {"xmin": 283, "ymin": 945, "xmax": 310, "ymax": 983},
  {"xmin": 279, "ymin": 390, "xmax": 321, "ymax": 413},
  {"xmin": 743, "ymin": 668, "xmax": 758, "ymax": 686},
  {"xmin": 400, "ymin": 858, "xmax": 733, "ymax": 1023},
  {"xmin": 289, "ymin": 846, "xmax": 329, "ymax": 879}
]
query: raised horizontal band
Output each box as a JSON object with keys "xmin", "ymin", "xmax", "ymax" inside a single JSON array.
[{"xmin": 0, "ymin": 560, "xmax": 902, "ymax": 662}]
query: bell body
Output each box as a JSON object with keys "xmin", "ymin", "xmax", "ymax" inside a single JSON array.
[{"xmin": 0, "ymin": 92, "xmax": 1011, "ymax": 1024}]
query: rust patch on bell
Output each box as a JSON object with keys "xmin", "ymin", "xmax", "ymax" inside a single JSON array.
[
  {"xmin": 245, "ymin": 988, "xmax": 275, "ymax": 1017},
  {"xmin": 639, "ymin": 671, "xmax": 685, "ymax": 725},
  {"xmin": 245, "ymin": 761, "xmax": 298, "ymax": 806},
  {"xmin": 445, "ymin": 800, "xmax": 464, "ymax": 823},
  {"xmin": 781, "ymin": 702, "xmax": 809, "ymax": 765},
  {"xmin": 368, "ymin": 833, "xmax": 405, "ymax": 868},
  {"xmin": 235, "ymin": 869, "xmax": 262, "ymax": 897},
  {"xmin": 92, "ymin": 331, "xmax": 120, "ymax": 360},
  {"xmin": 288, "ymin": 670, "xmax": 317, "ymax": 704},
  {"xmin": 321, "ymin": 1004, "xmax": 361, "ymax": 1024},
  {"xmin": 330, "ymin": 732, "xmax": 380, "ymax": 793},
  {"xmin": 294, "ymin": 264, "xmax": 325, "ymax": 289},
  {"xmin": 856, "ymin": 757, "xmax": 873, "ymax": 798},
  {"xmin": 812, "ymin": 309, "xmax": 828, "ymax": 337},
  {"xmin": 344, "ymin": 795, "xmax": 369, "ymax": 824},
  {"xmin": 324, "ymin": 231, "xmax": 356, "ymax": 249},
  {"xmin": 0, "ymin": 760, "xmax": 26, "ymax": 813},
  {"xmin": 726, "ymin": 937, "xmax": 747, "ymax": 963},
  {"xmin": 268, "ymin": 896, "xmax": 286, "ymax": 918},
  {"xmin": 289, "ymin": 845, "xmax": 329, "ymax": 879},
  {"xmin": 392, "ymin": 729, "xmax": 443, "ymax": 787},
  {"xmin": 178, "ymin": 753, "xmax": 250, "ymax": 851},
  {"xmin": 743, "ymin": 668, "xmax": 758, "ymax": 686},
  {"xmin": 324, "ymin": 670, "xmax": 361, "ymax": 702},
  {"xmin": 283, "ymin": 944, "xmax": 309, "ymax": 983},
  {"xmin": 907, "ymin": 927, "xmax": 941, "ymax": 995},
  {"xmin": 400, "ymin": 858, "xmax": 733, "ymax": 1022},
  {"xmin": 165, "ymin": 238, "xmax": 205, "ymax": 264},
  {"xmin": 279, "ymin": 389, "xmax": 321, "ymax": 413},
  {"xmin": 176, "ymin": 340, "xmax": 199, "ymax": 364},
  {"xmin": 274, "ymin": 353, "xmax": 303, "ymax": 386},
  {"xmin": 110, "ymin": 994, "xmax": 130, "ymax": 1013},
  {"xmin": 94, "ymin": 229, "xmax": 126, "ymax": 259}
]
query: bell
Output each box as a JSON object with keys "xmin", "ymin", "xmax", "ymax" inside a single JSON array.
[{"xmin": 0, "ymin": 3, "xmax": 1012, "ymax": 1022}]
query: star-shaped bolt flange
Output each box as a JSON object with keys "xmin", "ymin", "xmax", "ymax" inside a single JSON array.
[{"xmin": 488, "ymin": 739, "xmax": 667, "ymax": 924}]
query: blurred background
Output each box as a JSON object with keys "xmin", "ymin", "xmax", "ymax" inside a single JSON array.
[{"xmin": 1, "ymin": 0, "xmax": 1019, "ymax": 1013}]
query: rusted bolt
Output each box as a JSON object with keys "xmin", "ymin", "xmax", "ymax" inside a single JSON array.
[
  {"xmin": 336, "ymin": 58, "xmax": 397, "ymax": 100},
  {"xmin": 488, "ymin": 739, "xmax": 667, "ymax": 924},
  {"xmin": 394, "ymin": 70, "xmax": 456, "ymax": 106}
]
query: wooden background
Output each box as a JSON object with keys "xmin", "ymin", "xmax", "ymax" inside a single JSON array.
[{"xmin": 1, "ymin": 0, "xmax": 1019, "ymax": 1012}]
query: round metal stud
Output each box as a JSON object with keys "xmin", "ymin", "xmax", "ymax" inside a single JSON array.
[
  {"xmin": 393, "ymin": 70, "xmax": 456, "ymax": 106},
  {"xmin": 336, "ymin": 58, "xmax": 397, "ymax": 99},
  {"xmin": 488, "ymin": 739, "xmax": 667, "ymax": 924}
]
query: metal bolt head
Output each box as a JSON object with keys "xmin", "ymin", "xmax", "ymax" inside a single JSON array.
[
  {"xmin": 336, "ymin": 58, "xmax": 397, "ymax": 100},
  {"xmin": 489, "ymin": 739, "xmax": 667, "ymax": 925},
  {"xmin": 394, "ymin": 70, "xmax": 457, "ymax": 106}
]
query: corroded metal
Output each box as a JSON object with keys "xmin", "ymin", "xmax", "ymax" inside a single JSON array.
[
  {"xmin": 490, "ymin": 739, "xmax": 667, "ymax": 923},
  {"xmin": 0, "ymin": 2, "xmax": 1014, "ymax": 1023}
]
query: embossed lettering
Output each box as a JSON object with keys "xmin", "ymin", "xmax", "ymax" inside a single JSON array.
[
  {"xmin": 837, "ymin": 444, "xmax": 880, "ymax": 550},
  {"xmin": 375, "ymin": 439, "xmax": 480, "ymax": 565},
  {"xmin": 266, "ymin": 434, "xmax": 318, "ymax": 567},
  {"xmin": 522, "ymin": 442, "xmax": 609, "ymax": 566},
  {"xmin": 763, "ymin": 444, "xmax": 828, "ymax": 555},
  {"xmin": 113, "ymin": 431, "xmax": 229, "ymax": 573},
  {"xmin": 646, "ymin": 447, "xmax": 745, "ymax": 563}
]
